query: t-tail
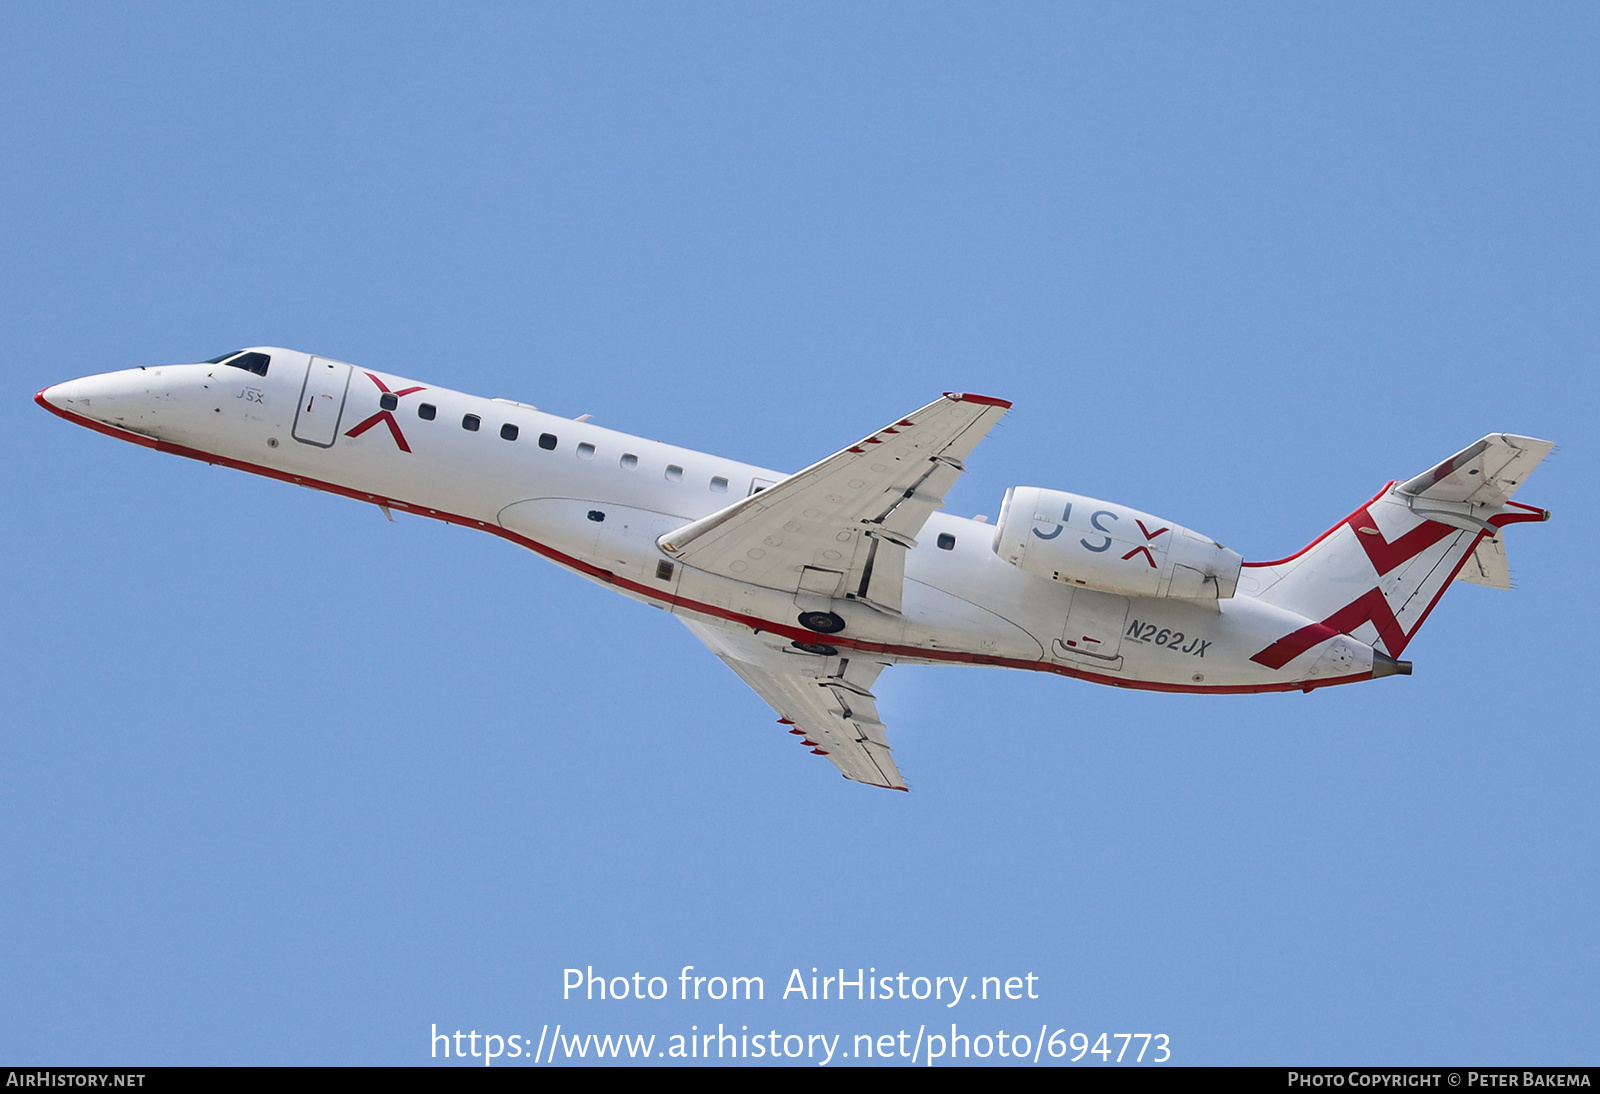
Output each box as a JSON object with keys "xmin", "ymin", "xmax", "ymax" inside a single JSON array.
[{"xmin": 1242, "ymin": 434, "xmax": 1554, "ymax": 677}]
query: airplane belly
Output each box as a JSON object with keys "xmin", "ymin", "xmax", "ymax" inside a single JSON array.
[
  {"xmin": 896, "ymin": 579, "xmax": 1044, "ymax": 661},
  {"xmin": 1066, "ymin": 594, "xmax": 1373, "ymax": 689},
  {"xmin": 497, "ymin": 498, "xmax": 693, "ymax": 593},
  {"xmin": 661, "ymin": 562, "xmax": 1043, "ymax": 666},
  {"xmin": 927, "ymin": 550, "xmax": 1370, "ymax": 689}
]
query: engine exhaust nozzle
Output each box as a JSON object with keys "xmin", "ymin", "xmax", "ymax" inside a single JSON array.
[{"xmin": 1372, "ymin": 651, "xmax": 1413, "ymax": 678}]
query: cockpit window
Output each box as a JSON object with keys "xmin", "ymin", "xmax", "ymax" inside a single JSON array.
[
  {"xmin": 207, "ymin": 350, "xmax": 270, "ymax": 376},
  {"xmin": 229, "ymin": 352, "xmax": 270, "ymax": 376}
]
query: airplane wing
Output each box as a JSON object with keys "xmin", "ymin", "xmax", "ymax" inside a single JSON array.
[
  {"xmin": 660, "ymin": 393, "xmax": 1010, "ymax": 614},
  {"xmin": 1397, "ymin": 433, "xmax": 1555, "ymax": 506},
  {"xmin": 681, "ymin": 619, "xmax": 906, "ymax": 790}
]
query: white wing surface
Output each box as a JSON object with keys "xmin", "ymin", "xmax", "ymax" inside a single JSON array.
[
  {"xmin": 1397, "ymin": 433, "xmax": 1555, "ymax": 505},
  {"xmin": 682, "ymin": 619, "xmax": 906, "ymax": 790},
  {"xmin": 660, "ymin": 393, "xmax": 1010, "ymax": 614}
]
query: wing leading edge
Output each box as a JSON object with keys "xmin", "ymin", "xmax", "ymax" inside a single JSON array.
[{"xmin": 660, "ymin": 392, "xmax": 1010, "ymax": 614}]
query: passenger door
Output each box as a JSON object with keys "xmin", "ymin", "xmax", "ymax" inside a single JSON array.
[{"xmin": 292, "ymin": 357, "xmax": 353, "ymax": 447}]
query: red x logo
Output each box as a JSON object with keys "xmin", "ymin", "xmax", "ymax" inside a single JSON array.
[
  {"xmin": 1120, "ymin": 519, "xmax": 1170, "ymax": 568},
  {"xmin": 344, "ymin": 372, "xmax": 426, "ymax": 452}
]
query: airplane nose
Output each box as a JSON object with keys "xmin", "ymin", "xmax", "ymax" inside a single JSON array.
[
  {"xmin": 35, "ymin": 380, "xmax": 78, "ymax": 410},
  {"xmin": 35, "ymin": 369, "xmax": 162, "ymax": 437}
]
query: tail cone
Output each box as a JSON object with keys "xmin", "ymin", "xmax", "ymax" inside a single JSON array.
[{"xmin": 1372, "ymin": 651, "xmax": 1413, "ymax": 678}]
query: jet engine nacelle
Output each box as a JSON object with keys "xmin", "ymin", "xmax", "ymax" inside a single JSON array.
[{"xmin": 993, "ymin": 486, "xmax": 1242, "ymax": 600}]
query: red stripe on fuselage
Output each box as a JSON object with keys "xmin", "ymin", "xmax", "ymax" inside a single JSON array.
[
  {"xmin": 35, "ymin": 390, "xmax": 158, "ymax": 449},
  {"xmin": 38, "ymin": 395, "xmax": 1378, "ymax": 696}
]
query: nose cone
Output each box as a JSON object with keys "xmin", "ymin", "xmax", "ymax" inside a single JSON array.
[
  {"xmin": 35, "ymin": 380, "xmax": 77, "ymax": 411},
  {"xmin": 36, "ymin": 368, "xmax": 163, "ymax": 440}
]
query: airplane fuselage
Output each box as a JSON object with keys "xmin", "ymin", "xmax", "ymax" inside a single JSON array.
[{"xmin": 37, "ymin": 348, "xmax": 1430, "ymax": 695}]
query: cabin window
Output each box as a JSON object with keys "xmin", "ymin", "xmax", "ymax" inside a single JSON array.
[
  {"xmin": 710, "ymin": 476, "xmax": 729, "ymax": 493},
  {"xmin": 379, "ymin": 393, "xmax": 398, "ymax": 411},
  {"xmin": 587, "ymin": 510, "xmax": 605, "ymax": 522},
  {"xmin": 462, "ymin": 414, "xmax": 480, "ymax": 432},
  {"xmin": 577, "ymin": 443, "xmax": 596, "ymax": 459},
  {"xmin": 417, "ymin": 403, "xmax": 437, "ymax": 420},
  {"xmin": 665, "ymin": 465, "xmax": 684, "ymax": 482},
  {"xmin": 620, "ymin": 453, "xmax": 638, "ymax": 470},
  {"xmin": 937, "ymin": 533, "xmax": 956, "ymax": 550},
  {"xmin": 538, "ymin": 433, "xmax": 557, "ymax": 450},
  {"xmin": 500, "ymin": 423, "xmax": 519, "ymax": 441}
]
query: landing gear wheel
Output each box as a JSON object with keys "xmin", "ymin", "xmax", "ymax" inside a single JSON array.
[
  {"xmin": 791, "ymin": 640, "xmax": 839, "ymax": 656},
  {"xmin": 797, "ymin": 610, "xmax": 846, "ymax": 634}
]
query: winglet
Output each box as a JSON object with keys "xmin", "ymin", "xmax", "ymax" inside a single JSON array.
[{"xmin": 943, "ymin": 392, "xmax": 1012, "ymax": 409}]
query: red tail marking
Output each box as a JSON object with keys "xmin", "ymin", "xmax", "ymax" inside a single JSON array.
[
  {"xmin": 1346, "ymin": 504, "xmax": 1456, "ymax": 576},
  {"xmin": 1492, "ymin": 504, "xmax": 1549, "ymax": 528},
  {"xmin": 1122, "ymin": 545, "xmax": 1158, "ymax": 568},
  {"xmin": 1250, "ymin": 587, "xmax": 1410, "ymax": 668},
  {"xmin": 1135, "ymin": 519, "xmax": 1169, "ymax": 541},
  {"xmin": 1250, "ymin": 507, "xmax": 1484, "ymax": 668}
]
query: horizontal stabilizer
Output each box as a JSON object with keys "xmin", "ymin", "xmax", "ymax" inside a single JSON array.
[{"xmin": 1397, "ymin": 433, "xmax": 1554, "ymax": 506}]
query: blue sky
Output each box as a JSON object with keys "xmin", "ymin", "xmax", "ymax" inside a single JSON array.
[{"xmin": 1, "ymin": 3, "xmax": 1594, "ymax": 1065}]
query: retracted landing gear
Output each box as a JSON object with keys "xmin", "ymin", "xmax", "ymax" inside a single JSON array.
[{"xmin": 797, "ymin": 610, "xmax": 846, "ymax": 634}]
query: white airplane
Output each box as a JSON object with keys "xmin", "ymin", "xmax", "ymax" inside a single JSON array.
[{"xmin": 37, "ymin": 348, "xmax": 1554, "ymax": 790}]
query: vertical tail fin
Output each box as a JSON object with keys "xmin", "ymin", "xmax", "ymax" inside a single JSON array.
[{"xmin": 1243, "ymin": 435, "xmax": 1552, "ymax": 668}]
